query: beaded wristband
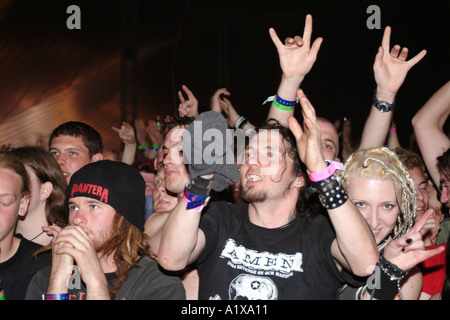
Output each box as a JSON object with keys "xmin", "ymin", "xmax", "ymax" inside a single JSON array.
[
  {"xmin": 371, "ymin": 248, "xmax": 410, "ymax": 300},
  {"xmin": 42, "ymin": 293, "xmax": 69, "ymax": 300},
  {"xmin": 310, "ymin": 173, "xmax": 348, "ymax": 210}
]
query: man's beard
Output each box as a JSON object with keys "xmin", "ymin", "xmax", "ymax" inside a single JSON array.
[{"xmin": 241, "ymin": 186, "xmax": 267, "ymax": 203}]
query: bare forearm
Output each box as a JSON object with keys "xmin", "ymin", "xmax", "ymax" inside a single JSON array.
[
  {"xmin": 158, "ymin": 199, "xmax": 203, "ymax": 271},
  {"xmin": 412, "ymin": 81, "xmax": 450, "ymax": 130},
  {"xmin": 121, "ymin": 142, "xmax": 136, "ymax": 165},
  {"xmin": 359, "ymin": 88, "xmax": 396, "ymax": 150},
  {"xmin": 330, "ymin": 201, "xmax": 379, "ymax": 276},
  {"xmin": 412, "ymin": 81, "xmax": 450, "ymax": 186},
  {"xmin": 86, "ymin": 279, "xmax": 110, "ymax": 300},
  {"xmin": 267, "ymin": 76, "xmax": 302, "ymax": 126}
]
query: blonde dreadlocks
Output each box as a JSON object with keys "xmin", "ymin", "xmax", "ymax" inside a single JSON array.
[{"xmin": 340, "ymin": 147, "xmax": 417, "ymax": 242}]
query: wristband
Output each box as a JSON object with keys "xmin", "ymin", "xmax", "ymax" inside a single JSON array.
[
  {"xmin": 0, "ymin": 282, "xmax": 4, "ymax": 300},
  {"xmin": 42, "ymin": 293, "xmax": 69, "ymax": 300},
  {"xmin": 152, "ymin": 144, "xmax": 158, "ymax": 151},
  {"xmin": 234, "ymin": 116, "xmax": 248, "ymax": 130},
  {"xmin": 307, "ymin": 161, "xmax": 344, "ymax": 182},
  {"xmin": 309, "ymin": 173, "xmax": 348, "ymax": 210},
  {"xmin": 275, "ymin": 94, "xmax": 297, "ymax": 107},
  {"xmin": 183, "ymin": 186, "xmax": 211, "ymax": 212},
  {"xmin": 370, "ymin": 248, "xmax": 409, "ymax": 300},
  {"xmin": 273, "ymin": 100, "xmax": 294, "ymax": 111},
  {"xmin": 373, "ymin": 94, "xmax": 395, "ymax": 113},
  {"xmin": 138, "ymin": 143, "xmax": 150, "ymax": 151}
]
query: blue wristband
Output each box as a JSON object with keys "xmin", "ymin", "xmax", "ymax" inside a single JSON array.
[
  {"xmin": 275, "ymin": 94, "xmax": 297, "ymax": 107},
  {"xmin": 183, "ymin": 185, "xmax": 210, "ymax": 211},
  {"xmin": 42, "ymin": 293, "xmax": 69, "ymax": 300}
]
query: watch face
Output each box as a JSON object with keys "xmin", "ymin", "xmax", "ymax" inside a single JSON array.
[{"xmin": 376, "ymin": 102, "xmax": 391, "ymax": 112}]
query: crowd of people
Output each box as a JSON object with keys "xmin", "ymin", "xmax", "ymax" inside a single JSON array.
[{"xmin": 0, "ymin": 14, "xmax": 449, "ymax": 301}]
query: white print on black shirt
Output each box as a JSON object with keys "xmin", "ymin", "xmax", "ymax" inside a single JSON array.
[
  {"xmin": 210, "ymin": 239, "xmax": 304, "ymax": 300},
  {"xmin": 220, "ymin": 238, "xmax": 303, "ymax": 277}
]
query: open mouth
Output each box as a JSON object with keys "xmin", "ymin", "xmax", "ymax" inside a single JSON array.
[{"xmin": 247, "ymin": 174, "xmax": 262, "ymax": 182}]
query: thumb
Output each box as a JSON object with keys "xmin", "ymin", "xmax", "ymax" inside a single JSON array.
[{"xmin": 373, "ymin": 46, "xmax": 384, "ymax": 67}]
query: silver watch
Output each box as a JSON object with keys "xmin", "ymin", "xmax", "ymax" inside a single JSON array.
[{"xmin": 373, "ymin": 94, "xmax": 395, "ymax": 113}]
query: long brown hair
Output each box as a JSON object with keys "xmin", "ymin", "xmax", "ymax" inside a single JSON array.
[
  {"xmin": 10, "ymin": 146, "xmax": 67, "ymax": 227},
  {"xmin": 97, "ymin": 213, "xmax": 151, "ymax": 299}
]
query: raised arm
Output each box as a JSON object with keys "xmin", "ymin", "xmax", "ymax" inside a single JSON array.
[
  {"xmin": 267, "ymin": 14, "xmax": 323, "ymax": 126},
  {"xmin": 359, "ymin": 26, "xmax": 427, "ymax": 150},
  {"xmin": 113, "ymin": 122, "xmax": 137, "ymax": 165},
  {"xmin": 288, "ymin": 90, "xmax": 378, "ymax": 277},
  {"xmin": 178, "ymin": 84, "xmax": 199, "ymax": 118},
  {"xmin": 412, "ymin": 81, "xmax": 450, "ymax": 187},
  {"xmin": 158, "ymin": 112, "xmax": 239, "ymax": 271}
]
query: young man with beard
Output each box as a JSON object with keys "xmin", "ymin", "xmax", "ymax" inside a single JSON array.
[
  {"xmin": 157, "ymin": 91, "xmax": 379, "ymax": 299},
  {"xmin": 26, "ymin": 160, "xmax": 185, "ymax": 300}
]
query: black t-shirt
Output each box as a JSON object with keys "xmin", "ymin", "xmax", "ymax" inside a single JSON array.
[
  {"xmin": 196, "ymin": 201, "xmax": 346, "ymax": 300},
  {"xmin": 0, "ymin": 234, "xmax": 51, "ymax": 300}
]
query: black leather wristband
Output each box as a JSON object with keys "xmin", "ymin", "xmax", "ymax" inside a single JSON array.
[{"xmin": 186, "ymin": 176, "xmax": 214, "ymax": 196}]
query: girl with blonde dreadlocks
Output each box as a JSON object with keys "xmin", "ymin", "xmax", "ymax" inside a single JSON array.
[{"xmin": 338, "ymin": 147, "xmax": 445, "ymax": 300}]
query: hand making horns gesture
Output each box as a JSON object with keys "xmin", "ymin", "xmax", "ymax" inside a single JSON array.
[{"xmin": 269, "ymin": 14, "xmax": 323, "ymax": 81}]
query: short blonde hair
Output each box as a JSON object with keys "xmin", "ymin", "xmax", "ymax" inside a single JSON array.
[{"xmin": 340, "ymin": 147, "xmax": 416, "ymax": 240}]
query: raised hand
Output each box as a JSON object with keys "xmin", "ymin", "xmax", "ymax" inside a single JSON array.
[
  {"xmin": 374, "ymin": 26, "xmax": 427, "ymax": 100},
  {"xmin": 210, "ymin": 87, "xmax": 230, "ymax": 113},
  {"xmin": 269, "ymin": 14, "xmax": 323, "ymax": 81},
  {"xmin": 288, "ymin": 89, "xmax": 326, "ymax": 173},
  {"xmin": 178, "ymin": 84, "xmax": 199, "ymax": 117},
  {"xmin": 382, "ymin": 209, "xmax": 445, "ymax": 271},
  {"xmin": 112, "ymin": 122, "xmax": 136, "ymax": 145},
  {"xmin": 134, "ymin": 119, "xmax": 149, "ymax": 146},
  {"xmin": 219, "ymin": 97, "xmax": 240, "ymax": 128},
  {"xmin": 146, "ymin": 119, "xmax": 162, "ymax": 145}
]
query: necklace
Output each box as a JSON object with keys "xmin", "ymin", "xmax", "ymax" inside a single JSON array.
[{"xmin": 30, "ymin": 231, "xmax": 45, "ymax": 241}]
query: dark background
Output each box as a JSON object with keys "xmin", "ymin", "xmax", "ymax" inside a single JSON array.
[{"xmin": 0, "ymin": 0, "xmax": 448, "ymax": 154}]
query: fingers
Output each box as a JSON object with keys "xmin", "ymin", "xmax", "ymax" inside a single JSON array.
[
  {"xmin": 269, "ymin": 27, "xmax": 284, "ymax": 49},
  {"xmin": 390, "ymin": 44, "xmax": 401, "ymax": 59},
  {"xmin": 178, "ymin": 90, "xmax": 185, "ymax": 103},
  {"xmin": 54, "ymin": 226, "xmax": 91, "ymax": 251},
  {"xmin": 397, "ymin": 231, "xmax": 423, "ymax": 253},
  {"xmin": 43, "ymin": 224, "xmax": 61, "ymax": 238},
  {"xmin": 287, "ymin": 116, "xmax": 303, "ymax": 142},
  {"xmin": 373, "ymin": 46, "xmax": 384, "ymax": 67},
  {"xmin": 285, "ymin": 35, "xmax": 304, "ymax": 47},
  {"xmin": 182, "ymin": 84, "xmax": 195, "ymax": 100},
  {"xmin": 302, "ymin": 14, "xmax": 313, "ymax": 46},
  {"xmin": 407, "ymin": 49, "xmax": 427, "ymax": 67},
  {"xmin": 381, "ymin": 26, "xmax": 391, "ymax": 52},
  {"xmin": 397, "ymin": 47, "xmax": 409, "ymax": 61},
  {"xmin": 297, "ymin": 89, "xmax": 317, "ymax": 127},
  {"xmin": 310, "ymin": 37, "xmax": 323, "ymax": 57},
  {"xmin": 422, "ymin": 245, "xmax": 446, "ymax": 261},
  {"xmin": 410, "ymin": 208, "xmax": 434, "ymax": 234}
]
